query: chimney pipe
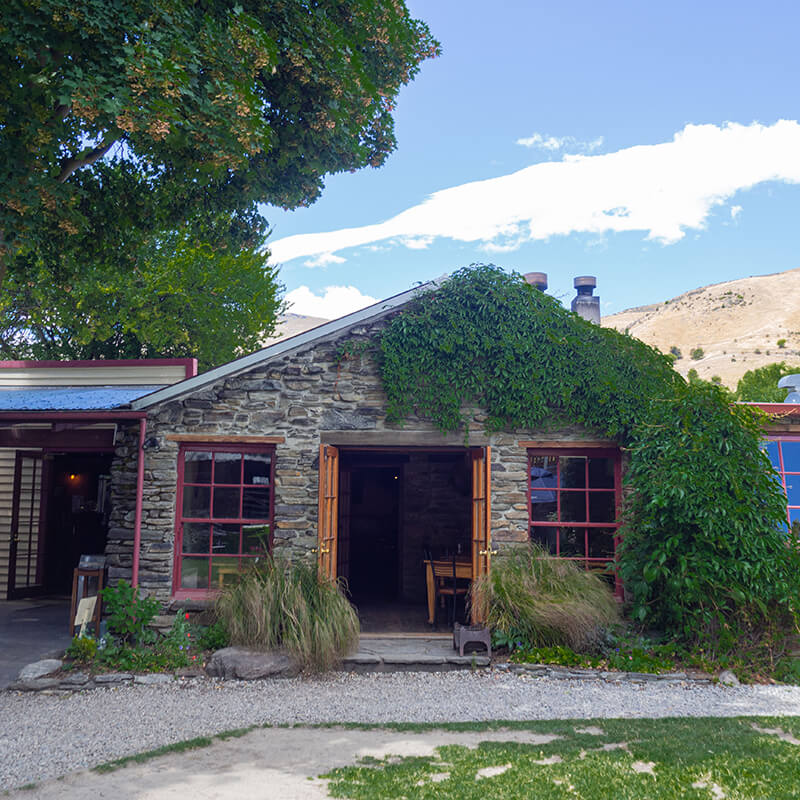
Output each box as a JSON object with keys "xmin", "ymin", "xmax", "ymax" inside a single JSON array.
[
  {"xmin": 571, "ymin": 276, "xmax": 601, "ymax": 324},
  {"xmin": 524, "ymin": 272, "xmax": 548, "ymax": 291}
]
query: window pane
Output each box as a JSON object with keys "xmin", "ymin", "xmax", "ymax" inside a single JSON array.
[
  {"xmin": 213, "ymin": 487, "xmax": 240, "ymax": 518},
  {"xmin": 561, "ymin": 492, "xmax": 587, "ymax": 522},
  {"xmin": 243, "ymin": 524, "xmax": 270, "ymax": 554},
  {"xmin": 183, "ymin": 523, "xmax": 210, "ymax": 554},
  {"xmin": 790, "ymin": 508, "xmax": 800, "ymax": 525},
  {"xmin": 531, "ymin": 497, "xmax": 557, "ymax": 522},
  {"xmin": 786, "ymin": 479, "xmax": 800, "ymax": 507},
  {"xmin": 183, "ymin": 486, "xmax": 210, "ymax": 518},
  {"xmin": 214, "ymin": 452, "xmax": 241, "ymax": 484},
  {"xmin": 559, "ymin": 457, "xmax": 586, "ymax": 489},
  {"xmin": 530, "ymin": 526, "xmax": 558, "ymax": 554},
  {"xmin": 243, "ymin": 487, "xmax": 270, "ymax": 518},
  {"xmin": 211, "ymin": 557, "xmax": 240, "ymax": 589},
  {"xmin": 530, "ymin": 457, "xmax": 557, "ymax": 489},
  {"xmin": 181, "ymin": 557, "xmax": 209, "ymax": 589},
  {"xmin": 558, "ymin": 527, "xmax": 585, "ymax": 557},
  {"xmin": 212, "ymin": 523, "xmax": 241, "ymax": 554},
  {"xmin": 184, "ymin": 451, "xmax": 212, "ymax": 483},
  {"xmin": 588, "ymin": 528, "xmax": 616, "ymax": 559},
  {"xmin": 587, "ymin": 457, "xmax": 614, "ymax": 488},
  {"xmin": 244, "ymin": 454, "xmax": 272, "ymax": 485},
  {"xmin": 764, "ymin": 441, "xmax": 781, "ymax": 471},
  {"xmin": 781, "ymin": 442, "xmax": 800, "ymax": 473},
  {"xmin": 589, "ymin": 492, "xmax": 616, "ymax": 523}
]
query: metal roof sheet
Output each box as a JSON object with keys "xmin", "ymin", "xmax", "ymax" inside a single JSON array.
[{"xmin": 0, "ymin": 385, "xmax": 167, "ymax": 411}]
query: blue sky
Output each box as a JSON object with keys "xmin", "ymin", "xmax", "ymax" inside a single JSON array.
[{"xmin": 263, "ymin": 1, "xmax": 800, "ymax": 319}]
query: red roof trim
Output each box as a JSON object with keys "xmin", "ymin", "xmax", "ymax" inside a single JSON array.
[
  {"xmin": 0, "ymin": 358, "xmax": 198, "ymax": 378},
  {"xmin": 739, "ymin": 402, "xmax": 800, "ymax": 416},
  {"xmin": 0, "ymin": 410, "xmax": 147, "ymax": 421}
]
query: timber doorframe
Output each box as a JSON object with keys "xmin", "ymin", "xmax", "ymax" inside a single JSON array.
[
  {"xmin": 317, "ymin": 444, "xmax": 339, "ymax": 580},
  {"xmin": 470, "ymin": 446, "xmax": 493, "ymax": 621}
]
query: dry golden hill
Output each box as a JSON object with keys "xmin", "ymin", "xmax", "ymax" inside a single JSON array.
[{"xmin": 602, "ymin": 268, "xmax": 800, "ymax": 389}]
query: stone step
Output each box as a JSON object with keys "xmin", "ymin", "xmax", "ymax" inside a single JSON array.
[{"xmin": 340, "ymin": 636, "xmax": 491, "ymax": 673}]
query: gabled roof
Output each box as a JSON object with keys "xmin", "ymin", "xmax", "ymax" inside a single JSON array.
[
  {"xmin": 0, "ymin": 385, "xmax": 165, "ymax": 411},
  {"xmin": 131, "ymin": 277, "xmax": 444, "ymax": 410}
]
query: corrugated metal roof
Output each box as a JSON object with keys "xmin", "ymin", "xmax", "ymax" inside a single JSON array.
[{"xmin": 0, "ymin": 385, "xmax": 167, "ymax": 411}]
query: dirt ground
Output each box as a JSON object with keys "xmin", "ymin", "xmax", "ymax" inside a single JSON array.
[{"xmin": 8, "ymin": 727, "xmax": 561, "ymax": 800}]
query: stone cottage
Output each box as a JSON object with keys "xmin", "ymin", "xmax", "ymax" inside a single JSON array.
[{"xmin": 101, "ymin": 274, "xmax": 623, "ymax": 627}]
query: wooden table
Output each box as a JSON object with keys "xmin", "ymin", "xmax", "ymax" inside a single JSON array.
[{"xmin": 424, "ymin": 558, "xmax": 472, "ymax": 625}]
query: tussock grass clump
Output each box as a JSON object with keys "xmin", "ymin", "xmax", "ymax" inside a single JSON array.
[
  {"xmin": 215, "ymin": 556, "xmax": 359, "ymax": 671},
  {"xmin": 470, "ymin": 543, "xmax": 619, "ymax": 651}
]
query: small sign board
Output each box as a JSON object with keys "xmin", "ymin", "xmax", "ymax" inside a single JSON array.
[{"xmin": 74, "ymin": 596, "xmax": 97, "ymax": 636}]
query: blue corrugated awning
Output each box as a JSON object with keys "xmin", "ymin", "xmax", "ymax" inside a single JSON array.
[{"xmin": 0, "ymin": 385, "xmax": 166, "ymax": 411}]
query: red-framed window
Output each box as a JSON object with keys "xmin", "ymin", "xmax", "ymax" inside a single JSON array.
[
  {"xmin": 174, "ymin": 444, "xmax": 275, "ymax": 595},
  {"xmin": 764, "ymin": 436, "xmax": 800, "ymax": 531},
  {"xmin": 527, "ymin": 448, "xmax": 621, "ymax": 576}
]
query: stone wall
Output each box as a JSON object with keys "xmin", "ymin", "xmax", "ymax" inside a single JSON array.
[{"xmin": 106, "ymin": 315, "xmax": 616, "ymax": 603}]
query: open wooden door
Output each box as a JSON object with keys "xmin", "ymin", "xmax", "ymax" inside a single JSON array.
[
  {"xmin": 8, "ymin": 452, "xmax": 45, "ymax": 599},
  {"xmin": 470, "ymin": 447, "xmax": 493, "ymax": 621},
  {"xmin": 317, "ymin": 445, "xmax": 339, "ymax": 581}
]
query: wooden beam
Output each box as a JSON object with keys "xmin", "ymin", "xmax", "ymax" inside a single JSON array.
[
  {"xmin": 165, "ymin": 434, "xmax": 285, "ymax": 444},
  {"xmin": 0, "ymin": 428, "xmax": 115, "ymax": 449},
  {"xmin": 517, "ymin": 440, "xmax": 617, "ymax": 449}
]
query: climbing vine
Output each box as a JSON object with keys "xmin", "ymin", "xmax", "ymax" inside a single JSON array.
[{"xmin": 377, "ymin": 265, "xmax": 800, "ymax": 650}]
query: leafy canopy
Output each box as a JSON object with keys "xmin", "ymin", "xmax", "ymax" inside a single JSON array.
[
  {"xmin": 736, "ymin": 361, "xmax": 798, "ymax": 402},
  {"xmin": 378, "ymin": 265, "xmax": 800, "ymax": 646},
  {"xmin": 1, "ymin": 0, "xmax": 438, "ymax": 255}
]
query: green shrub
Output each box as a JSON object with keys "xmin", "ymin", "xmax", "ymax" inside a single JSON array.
[
  {"xmin": 778, "ymin": 338, "xmax": 787, "ymax": 349},
  {"xmin": 196, "ymin": 620, "xmax": 230, "ymax": 652},
  {"xmin": 774, "ymin": 656, "xmax": 800, "ymax": 684},
  {"xmin": 96, "ymin": 641, "xmax": 189, "ymax": 672},
  {"xmin": 215, "ymin": 556, "xmax": 359, "ymax": 671},
  {"xmin": 690, "ymin": 347, "xmax": 705, "ymax": 360},
  {"xmin": 102, "ymin": 579, "xmax": 160, "ymax": 645},
  {"xmin": 470, "ymin": 544, "xmax": 619, "ymax": 652},
  {"xmin": 669, "ymin": 346, "xmax": 682, "ymax": 359},
  {"xmin": 618, "ymin": 381, "xmax": 800, "ymax": 653},
  {"xmin": 66, "ymin": 635, "xmax": 97, "ymax": 662}
]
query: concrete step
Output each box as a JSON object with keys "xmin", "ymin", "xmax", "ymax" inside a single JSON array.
[{"xmin": 341, "ymin": 636, "xmax": 491, "ymax": 673}]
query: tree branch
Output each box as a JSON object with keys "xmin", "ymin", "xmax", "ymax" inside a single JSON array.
[{"xmin": 57, "ymin": 133, "xmax": 120, "ymax": 183}]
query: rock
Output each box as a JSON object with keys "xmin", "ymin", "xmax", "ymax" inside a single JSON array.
[
  {"xmin": 133, "ymin": 673, "xmax": 173, "ymax": 685},
  {"xmin": 718, "ymin": 669, "xmax": 740, "ymax": 686},
  {"xmin": 60, "ymin": 672, "xmax": 90, "ymax": 686},
  {"xmin": 205, "ymin": 647, "xmax": 300, "ymax": 679},
  {"xmin": 94, "ymin": 673, "xmax": 133, "ymax": 684},
  {"xmin": 17, "ymin": 659, "xmax": 62, "ymax": 681},
  {"xmin": 12, "ymin": 677, "xmax": 62, "ymax": 691}
]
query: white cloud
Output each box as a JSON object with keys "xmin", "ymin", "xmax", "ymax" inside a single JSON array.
[
  {"xmin": 268, "ymin": 121, "xmax": 800, "ymax": 265},
  {"xmin": 730, "ymin": 204, "xmax": 743, "ymax": 219},
  {"xmin": 516, "ymin": 132, "xmax": 604, "ymax": 153},
  {"xmin": 284, "ymin": 285, "xmax": 377, "ymax": 320},
  {"xmin": 303, "ymin": 252, "xmax": 346, "ymax": 267}
]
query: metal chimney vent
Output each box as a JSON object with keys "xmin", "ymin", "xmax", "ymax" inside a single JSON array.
[
  {"xmin": 524, "ymin": 272, "xmax": 548, "ymax": 291},
  {"xmin": 571, "ymin": 276, "xmax": 600, "ymax": 324},
  {"xmin": 778, "ymin": 374, "xmax": 800, "ymax": 403}
]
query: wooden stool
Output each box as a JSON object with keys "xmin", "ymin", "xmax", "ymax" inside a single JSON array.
[{"xmin": 453, "ymin": 622, "xmax": 491, "ymax": 657}]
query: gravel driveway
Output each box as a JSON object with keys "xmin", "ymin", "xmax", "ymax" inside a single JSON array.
[{"xmin": 2, "ymin": 670, "xmax": 800, "ymax": 791}]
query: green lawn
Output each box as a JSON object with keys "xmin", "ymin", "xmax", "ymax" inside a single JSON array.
[{"xmin": 322, "ymin": 717, "xmax": 800, "ymax": 799}]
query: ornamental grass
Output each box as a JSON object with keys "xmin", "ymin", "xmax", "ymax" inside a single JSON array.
[
  {"xmin": 470, "ymin": 543, "xmax": 620, "ymax": 652},
  {"xmin": 215, "ymin": 555, "xmax": 359, "ymax": 672}
]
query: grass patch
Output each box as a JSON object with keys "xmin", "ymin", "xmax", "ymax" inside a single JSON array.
[{"xmin": 322, "ymin": 717, "xmax": 800, "ymax": 799}]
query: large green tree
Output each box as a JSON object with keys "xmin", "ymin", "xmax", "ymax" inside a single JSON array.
[
  {"xmin": 0, "ymin": 0, "xmax": 437, "ymax": 359},
  {"xmin": 735, "ymin": 362, "xmax": 799, "ymax": 402}
]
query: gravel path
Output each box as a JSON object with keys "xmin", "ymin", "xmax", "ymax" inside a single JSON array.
[{"xmin": 2, "ymin": 670, "xmax": 800, "ymax": 791}]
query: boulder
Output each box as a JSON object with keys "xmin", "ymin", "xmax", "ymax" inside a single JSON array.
[
  {"xmin": 718, "ymin": 669, "xmax": 740, "ymax": 686},
  {"xmin": 205, "ymin": 647, "xmax": 300, "ymax": 679},
  {"xmin": 17, "ymin": 659, "xmax": 62, "ymax": 681}
]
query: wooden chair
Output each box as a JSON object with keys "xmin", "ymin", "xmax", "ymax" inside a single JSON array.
[{"xmin": 428, "ymin": 556, "xmax": 471, "ymax": 626}]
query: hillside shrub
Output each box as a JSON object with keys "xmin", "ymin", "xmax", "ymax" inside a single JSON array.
[
  {"xmin": 378, "ymin": 265, "xmax": 800, "ymax": 653},
  {"xmin": 470, "ymin": 544, "xmax": 619, "ymax": 651},
  {"xmin": 690, "ymin": 347, "xmax": 705, "ymax": 360},
  {"xmin": 215, "ymin": 556, "xmax": 359, "ymax": 671}
]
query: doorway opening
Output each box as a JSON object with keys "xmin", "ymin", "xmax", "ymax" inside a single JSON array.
[
  {"xmin": 8, "ymin": 451, "xmax": 112, "ymax": 599},
  {"xmin": 336, "ymin": 449, "xmax": 473, "ymax": 632}
]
